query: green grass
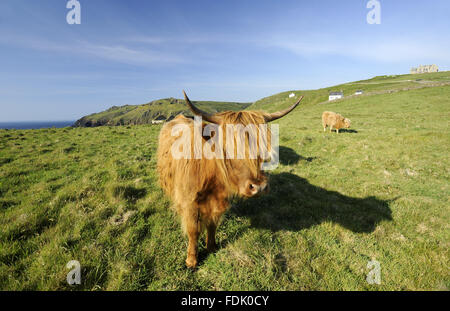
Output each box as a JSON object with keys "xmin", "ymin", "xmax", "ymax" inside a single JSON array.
[{"xmin": 0, "ymin": 74, "xmax": 449, "ymax": 290}]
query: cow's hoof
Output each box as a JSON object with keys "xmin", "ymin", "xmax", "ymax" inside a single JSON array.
[
  {"xmin": 186, "ymin": 256, "xmax": 198, "ymax": 269},
  {"xmin": 207, "ymin": 243, "xmax": 218, "ymax": 252}
]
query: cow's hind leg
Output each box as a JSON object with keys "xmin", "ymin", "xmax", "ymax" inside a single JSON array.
[{"xmin": 206, "ymin": 222, "xmax": 218, "ymax": 252}]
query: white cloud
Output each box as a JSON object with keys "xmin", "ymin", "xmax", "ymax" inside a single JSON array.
[
  {"xmin": 260, "ymin": 34, "xmax": 450, "ymax": 63},
  {"xmin": 126, "ymin": 34, "xmax": 233, "ymax": 45},
  {"xmin": 126, "ymin": 32, "xmax": 450, "ymax": 64},
  {"xmin": 2, "ymin": 31, "xmax": 448, "ymax": 69},
  {"xmin": 78, "ymin": 42, "xmax": 183, "ymax": 65},
  {"xmin": 0, "ymin": 34, "xmax": 184, "ymax": 65}
]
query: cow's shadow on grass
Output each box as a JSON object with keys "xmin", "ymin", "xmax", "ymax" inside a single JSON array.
[
  {"xmin": 279, "ymin": 146, "xmax": 316, "ymax": 165},
  {"xmin": 199, "ymin": 148, "xmax": 392, "ymax": 264},
  {"xmin": 344, "ymin": 129, "xmax": 358, "ymax": 133},
  {"xmin": 225, "ymin": 172, "xmax": 392, "ymax": 238},
  {"xmin": 200, "ymin": 169, "xmax": 394, "ymax": 263},
  {"xmin": 328, "ymin": 129, "xmax": 358, "ymax": 133}
]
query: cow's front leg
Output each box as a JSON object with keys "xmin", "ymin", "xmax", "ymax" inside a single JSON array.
[
  {"xmin": 205, "ymin": 197, "xmax": 227, "ymax": 252},
  {"xmin": 184, "ymin": 209, "xmax": 200, "ymax": 268},
  {"xmin": 206, "ymin": 222, "xmax": 217, "ymax": 252}
]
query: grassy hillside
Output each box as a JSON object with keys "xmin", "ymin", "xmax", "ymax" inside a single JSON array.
[
  {"xmin": 0, "ymin": 73, "xmax": 449, "ymax": 290},
  {"xmin": 74, "ymin": 97, "xmax": 251, "ymax": 127},
  {"xmin": 249, "ymin": 71, "xmax": 450, "ymax": 112}
]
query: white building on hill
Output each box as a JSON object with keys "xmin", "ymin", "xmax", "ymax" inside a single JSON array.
[
  {"xmin": 329, "ymin": 91, "xmax": 343, "ymax": 101},
  {"xmin": 289, "ymin": 93, "xmax": 295, "ymax": 98},
  {"xmin": 151, "ymin": 115, "xmax": 166, "ymax": 124}
]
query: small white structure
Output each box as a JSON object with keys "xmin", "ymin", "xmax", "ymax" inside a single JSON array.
[
  {"xmin": 288, "ymin": 93, "xmax": 295, "ymax": 98},
  {"xmin": 151, "ymin": 115, "xmax": 166, "ymax": 124},
  {"xmin": 329, "ymin": 91, "xmax": 343, "ymax": 101},
  {"xmin": 355, "ymin": 90, "xmax": 363, "ymax": 95}
]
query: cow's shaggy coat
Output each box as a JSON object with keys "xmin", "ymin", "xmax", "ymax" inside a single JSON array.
[
  {"xmin": 322, "ymin": 111, "xmax": 351, "ymax": 133},
  {"xmin": 157, "ymin": 92, "xmax": 303, "ymax": 267}
]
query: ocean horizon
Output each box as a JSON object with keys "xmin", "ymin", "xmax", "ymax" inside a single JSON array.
[{"xmin": 0, "ymin": 121, "xmax": 75, "ymax": 130}]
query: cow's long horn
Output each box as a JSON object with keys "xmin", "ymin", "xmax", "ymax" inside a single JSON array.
[
  {"xmin": 183, "ymin": 90, "xmax": 222, "ymax": 124},
  {"xmin": 264, "ymin": 95, "xmax": 304, "ymax": 122}
]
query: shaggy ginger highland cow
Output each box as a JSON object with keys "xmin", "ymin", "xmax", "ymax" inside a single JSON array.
[
  {"xmin": 157, "ymin": 91, "xmax": 303, "ymax": 268},
  {"xmin": 322, "ymin": 111, "xmax": 351, "ymax": 134}
]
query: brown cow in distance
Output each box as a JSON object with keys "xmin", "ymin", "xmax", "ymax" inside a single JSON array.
[
  {"xmin": 322, "ymin": 111, "xmax": 351, "ymax": 134},
  {"xmin": 157, "ymin": 91, "xmax": 303, "ymax": 268}
]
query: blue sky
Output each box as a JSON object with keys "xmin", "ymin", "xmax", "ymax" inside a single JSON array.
[{"xmin": 0, "ymin": 0, "xmax": 449, "ymax": 121}]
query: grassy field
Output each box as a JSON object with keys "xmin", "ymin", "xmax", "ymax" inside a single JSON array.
[{"xmin": 0, "ymin": 73, "xmax": 449, "ymax": 290}]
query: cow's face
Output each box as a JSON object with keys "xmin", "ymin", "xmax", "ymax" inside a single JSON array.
[
  {"xmin": 230, "ymin": 162, "xmax": 269, "ymax": 197},
  {"xmin": 241, "ymin": 175, "xmax": 269, "ymax": 197},
  {"xmin": 344, "ymin": 118, "xmax": 351, "ymax": 128}
]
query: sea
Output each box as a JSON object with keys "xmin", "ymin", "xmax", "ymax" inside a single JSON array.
[{"xmin": 0, "ymin": 121, "xmax": 75, "ymax": 130}]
